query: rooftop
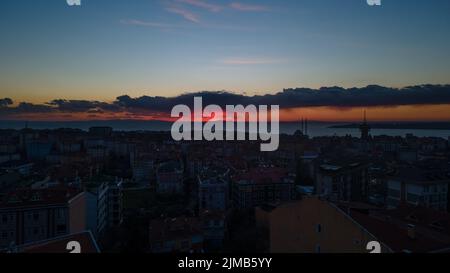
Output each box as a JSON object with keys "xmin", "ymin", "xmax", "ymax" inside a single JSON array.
[
  {"xmin": 0, "ymin": 187, "xmax": 80, "ymax": 210},
  {"xmin": 19, "ymin": 231, "xmax": 100, "ymax": 253},
  {"xmin": 350, "ymin": 210, "xmax": 450, "ymax": 253},
  {"xmin": 389, "ymin": 166, "xmax": 450, "ymax": 183},
  {"xmin": 149, "ymin": 217, "xmax": 202, "ymax": 243},
  {"xmin": 233, "ymin": 167, "xmax": 290, "ymax": 185}
]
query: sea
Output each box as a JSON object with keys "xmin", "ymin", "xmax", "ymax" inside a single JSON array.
[{"xmin": 1, "ymin": 120, "xmax": 450, "ymax": 139}]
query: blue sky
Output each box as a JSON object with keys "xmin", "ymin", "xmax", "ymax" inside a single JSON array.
[{"xmin": 1, "ymin": 0, "xmax": 450, "ymax": 102}]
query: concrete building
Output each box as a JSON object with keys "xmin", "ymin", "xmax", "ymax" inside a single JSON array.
[
  {"xmin": 315, "ymin": 158, "xmax": 370, "ymax": 202},
  {"xmin": 0, "ymin": 143, "xmax": 17, "ymax": 154},
  {"xmin": 0, "ymin": 161, "xmax": 34, "ymax": 176},
  {"xmin": 199, "ymin": 175, "xmax": 229, "ymax": 212},
  {"xmin": 26, "ymin": 140, "xmax": 53, "ymax": 160},
  {"xmin": 0, "ymin": 171, "xmax": 21, "ymax": 191},
  {"xmin": 88, "ymin": 127, "xmax": 112, "ymax": 137},
  {"xmin": 97, "ymin": 179, "xmax": 123, "ymax": 235},
  {"xmin": 86, "ymin": 145, "xmax": 108, "ymax": 161},
  {"xmin": 397, "ymin": 148, "xmax": 418, "ymax": 163},
  {"xmin": 386, "ymin": 167, "xmax": 449, "ymax": 211},
  {"xmin": 107, "ymin": 141, "xmax": 136, "ymax": 158},
  {"xmin": 68, "ymin": 191, "xmax": 98, "ymax": 239},
  {"xmin": 0, "ymin": 188, "xmax": 78, "ymax": 248},
  {"xmin": 232, "ymin": 167, "xmax": 294, "ymax": 209},
  {"xmin": 156, "ymin": 160, "xmax": 184, "ymax": 194},
  {"xmin": 149, "ymin": 217, "xmax": 204, "ymax": 253},
  {"xmin": 0, "ymin": 153, "xmax": 20, "ymax": 165},
  {"xmin": 255, "ymin": 198, "xmax": 450, "ymax": 253},
  {"xmin": 255, "ymin": 197, "xmax": 386, "ymax": 253},
  {"xmin": 131, "ymin": 154, "xmax": 154, "ymax": 184},
  {"xmin": 57, "ymin": 141, "xmax": 82, "ymax": 154},
  {"xmin": 201, "ymin": 210, "xmax": 226, "ymax": 251}
]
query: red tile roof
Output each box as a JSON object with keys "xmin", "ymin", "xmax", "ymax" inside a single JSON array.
[
  {"xmin": 350, "ymin": 210, "xmax": 450, "ymax": 253},
  {"xmin": 381, "ymin": 205, "xmax": 450, "ymax": 236}
]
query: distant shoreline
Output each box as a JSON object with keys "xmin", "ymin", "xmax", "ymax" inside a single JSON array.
[
  {"xmin": 329, "ymin": 122, "xmax": 450, "ymax": 131},
  {"xmin": 1, "ymin": 120, "xmax": 450, "ymax": 138}
]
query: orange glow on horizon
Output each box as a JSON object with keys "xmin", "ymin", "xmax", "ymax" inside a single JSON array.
[
  {"xmin": 280, "ymin": 104, "xmax": 450, "ymax": 122},
  {"xmin": 4, "ymin": 104, "xmax": 450, "ymax": 123}
]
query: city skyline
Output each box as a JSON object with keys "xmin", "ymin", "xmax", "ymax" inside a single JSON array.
[{"xmin": 2, "ymin": 1, "xmax": 450, "ymax": 258}]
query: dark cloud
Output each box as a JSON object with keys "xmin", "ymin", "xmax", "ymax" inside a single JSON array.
[
  {"xmin": 1, "ymin": 85, "xmax": 450, "ymax": 119},
  {"xmin": 115, "ymin": 91, "xmax": 247, "ymax": 112},
  {"xmin": 15, "ymin": 102, "xmax": 54, "ymax": 113},
  {"xmin": 114, "ymin": 84, "xmax": 450, "ymax": 110},
  {"xmin": 87, "ymin": 109, "xmax": 105, "ymax": 114},
  {"xmin": 0, "ymin": 98, "xmax": 13, "ymax": 108},
  {"xmin": 48, "ymin": 99, "xmax": 121, "ymax": 113}
]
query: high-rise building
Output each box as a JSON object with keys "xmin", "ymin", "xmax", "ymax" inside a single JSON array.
[
  {"xmin": 199, "ymin": 176, "xmax": 229, "ymax": 212},
  {"xmin": 0, "ymin": 188, "xmax": 78, "ymax": 249},
  {"xmin": 315, "ymin": 158, "xmax": 370, "ymax": 202},
  {"xmin": 97, "ymin": 178, "xmax": 123, "ymax": 235},
  {"xmin": 386, "ymin": 166, "xmax": 449, "ymax": 211}
]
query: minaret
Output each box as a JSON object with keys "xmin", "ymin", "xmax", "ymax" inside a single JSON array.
[
  {"xmin": 359, "ymin": 110, "xmax": 371, "ymax": 140},
  {"xmin": 301, "ymin": 117, "xmax": 305, "ymax": 135},
  {"xmin": 295, "ymin": 117, "xmax": 306, "ymax": 137},
  {"xmin": 305, "ymin": 118, "xmax": 308, "ymax": 136},
  {"xmin": 300, "ymin": 117, "xmax": 304, "ymax": 135}
]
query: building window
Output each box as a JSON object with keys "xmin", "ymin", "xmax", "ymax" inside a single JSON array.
[
  {"xmin": 152, "ymin": 242, "xmax": 163, "ymax": 250},
  {"xmin": 316, "ymin": 244, "xmax": 321, "ymax": 253},
  {"xmin": 388, "ymin": 189, "xmax": 400, "ymax": 198},
  {"xmin": 316, "ymin": 224, "xmax": 322, "ymax": 233},
  {"xmin": 56, "ymin": 224, "xmax": 66, "ymax": 233},
  {"xmin": 407, "ymin": 193, "xmax": 420, "ymax": 203},
  {"xmin": 181, "ymin": 240, "xmax": 190, "ymax": 249},
  {"xmin": 2, "ymin": 215, "xmax": 7, "ymax": 224},
  {"xmin": 33, "ymin": 213, "xmax": 39, "ymax": 221}
]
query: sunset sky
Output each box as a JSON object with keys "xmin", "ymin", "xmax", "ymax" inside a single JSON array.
[{"xmin": 1, "ymin": 0, "xmax": 450, "ymax": 122}]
